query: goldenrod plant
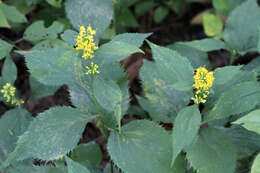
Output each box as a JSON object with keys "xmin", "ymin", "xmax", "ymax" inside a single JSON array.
[{"xmin": 1, "ymin": 0, "xmax": 260, "ymax": 173}]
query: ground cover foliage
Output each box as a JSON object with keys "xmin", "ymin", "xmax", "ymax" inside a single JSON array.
[{"xmin": 0, "ymin": 0, "xmax": 260, "ymax": 172}]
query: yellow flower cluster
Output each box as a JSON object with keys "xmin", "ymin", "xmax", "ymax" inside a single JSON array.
[
  {"xmin": 75, "ymin": 25, "xmax": 100, "ymax": 76},
  {"xmin": 0, "ymin": 83, "xmax": 24, "ymax": 106},
  {"xmin": 75, "ymin": 25, "xmax": 98, "ymax": 59},
  {"xmin": 192, "ymin": 67, "xmax": 214, "ymax": 104},
  {"xmin": 86, "ymin": 62, "xmax": 99, "ymax": 75}
]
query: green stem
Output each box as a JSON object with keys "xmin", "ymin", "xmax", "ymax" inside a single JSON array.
[
  {"xmin": 90, "ymin": 74, "xmax": 117, "ymax": 138},
  {"xmin": 110, "ymin": 161, "xmax": 114, "ymax": 173}
]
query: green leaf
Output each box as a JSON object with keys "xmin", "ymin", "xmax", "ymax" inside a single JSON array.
[
  {"xmin": 252, "ymin": 153, "xmax": 260, "ymax": 173},
  {"xmin": 61, "ymin": 29, "xmax": 78, "ymax": 46},
  {"xmin": 168, "ymin": 43, "xmax": 210, "ymax": 68},
  {"xmin": 0, "ymin": 108, "xmax": 32, "ymax": 161},
  {"xmin": 65, "ymin": 0, "xmax": 113, "ymax": 37},
  {"xmin": 2, "ymin": 55, "xmax": 17, "ymax": 85},
  {"xmin": 107, "ymin": 120, "xmax": 173, "ymax": 173},
  {"xmin": 5, "ymin": 0, "xmax": 36, "ymax": 15},
  {"xmin": 71, "ymin": 142, "xmax": 102, "ymax": 168},
  {"xmin": 171, "ymin": 105, "xmax": 201, "ymax": 166},
  {"xmin": 24, "ymin": 21, "xmax": 64, "ymax": 44},
  {"xmin": 46, "ymin": 0, "xmax": 62, "ymax": 8},
  {"xmin": 213, "ymin": 0, "xmax": 229, "ymax": 15},
  {"xmin": 29, "ymin": 77, "xmax": 59, "ymax": 99},
  {"xmin": 116, "ymin": 8, "xmax": 139, "ymax": 27},
  {"xmin": 203, "ymin": 66, "xmax": 257, "ymax": 117},
  {"xmin": 116, "ymin": 0, "xmax": 139, "ymax": 8},
  {"xmin": 111, "ymin": 33, "xmax": 151, "ymax": 47},
  {"xmin": 93, "ymin": 77, "xmax": 122, "ymax": 112},
  {"xmin": 139, "ymin": 41, "xmax": 193, "ymax": 122},
  {"xmin": 0, "ymin": 10, "xmax": 10, "ymax": 28},
  {"xmin": 234, "ymin": 109, "xmax": 260, "ymax": 135},
  {"xmin": 0, "ymin": 4, "xmax": 27, "ymax": 23},
  {"xmin": 0, "ymin": 39, "xmax": 13, "ymax": 59},
  {"xmin": 205, "ymin": 81, "xmax": 260, "ymax": 123},
  {"xmin": 114, "ymin": 104, "xmax": 122, "ymax": 131},
  {"xmin": 221, "ymin": 125, "xmax": 260, "ymax": 159},
  {"xmin": 95, "ymin": 41, "xmax": 143, "ymax": 65},
  {"xmin": 203, "ymin": 13, "xmax": 223, "ymax": 37},
  {"xmin": 154, "ymin": 7, "xmax": 169, "ymax": 23},
  {"xmin": 135, "ymin": 1, "xmax": 157, "ymax": 17},
  {"xmin": 2, "ymin": 107, "xmax": 93, "ymax": 168},
  {"xmin": 175, "ymin": 38, "xmax": 227, "ymax": 52},
  {"xmin": 224, "ymin": 0, "xmax": 260, "ymax": 55},
  {"xmin": 66, "ymin": 157, "xmax": 91, "ymax": 173},
  {"xmin": 3, "ymin": 161, "xmax": 67, "ymax": 173},
  {"xmin": 32, "ymin": 39, "xmax": 70, "ymax": 50},
  {"xmin": 185, "ymin": 127, "xmax": 236, "ymax": 173},
  {"xmin": 17, "ymin": 48, "xmax": 80, "ymax": 86}
]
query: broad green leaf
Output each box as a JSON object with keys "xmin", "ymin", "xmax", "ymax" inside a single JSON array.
[
  {"xmin": 0, "ymin": 4, "xmax": 27, "ymax": 23},
  {"xmin": 168, "ymin": 43, "xmax": 210, "ymax": 68},
  {"xmin": 107, "ymin": 120, "xmax": 173, "ymax": 173},
  {"xmin": 205, "ymin": 81, "xmax": 260, "ymax": 122},
  {"xmin": 135, "ymin": 1, "xmax": 157, "ymax": 17},
  {"xmin": 46, "ymin": 0, "xmax": 62, "ymax": 8},
  {"xmin": 175, "ymin": 38, "xmax": 227, "ymax": 52},
  {"xmin": 71, "ymin": 142, "xmax": 102, "ymax": 168},
  {"xmin": 24, "ymin": 21, "xmax": 64, "ymax": 44},
  {"xmin": 5, "ymin": 0, "xmax": 36, "ymax": 15},
  {"xmin": 221, "ymin": 125, "xmax": 260, "ymax": 159},
  {"xmin": 2, "ymin": 107, "xmax": 93, "ymax": 168},
  {"xmin": 203, "ymin": 13, "xmax": 223, "ymax": 37},
  {"xmin": 2, "ymin": 55, "xmax": 17, "ymax": 84},
  {"xmin": 0, "ymin": 10, "xmax": 10, "ymax": 28},
  {"xmin": 213, "ymin": 65, "xmax": 243, "ymax": 85},
  {"xmin": 95, "ymin": 41, "xmax": 143, "ymax": 65},
  {"xmin": 29, "ymin": 77, "xmax": 59, "ymax": 99},
  {"xmin": 61, "ymin": 29, "xmax": 78, "ymax": 46},
  {"xmin": 32, "ymin": 39, "xmax": 70, "ymax": 50},
  {"xmin": 17, "ymin": 48, "xmax": 80, "ymax": 86},
  {"xmin": 111, "ymin": 33, "xmax": 151, "ymax": 47},
  {"xmin": 234, "ymin": 109, "xmax": 260, "ymax": 135},
  {"xmin": 213, "ymin": 0, "xmax": 229, "ymax": 15},
  {"xmin": 185, "ymin": 127, "xmax": 236, "ymax": 173},
  {"xmin": 252, "ymin": 153, "xmax": 260, "ymax": 173},
  {"xmin": 66, "ymin": 157, "xmax": 91, "ymax": 173},
  {"xmin": 243, "ymin": 57, "xmax": 260, "ymax": 71},
  {"xmin": 116, "ymin": 8, "xmax": 139, "ymax": 27},
  {"xmin": 224, "ymin": 0, "xmax": 260, "ymax": 55},
  {"xmin": 154, "ymin": 7, "xmax": 169, "ymax": 23},
  {"xmin": 171, "ymin": 105, "xmax": 201, "ymax": 166},
  {"xmin": 0, "ymin": 39, "xmax": 12, "ymax": 59},
  {"xmin": 93, "ymin": 77, "xmax": 122, "ymax": 112},
  {"xmin": 203, "ymin": 66, "xmax": 257, "ymax": 116},
  {"xmin": 65, "ymin": 0, "xmax": 113, "ymax": 37},
  {"xmin": 139, "ymin": 41, "xmax": 193, "ymax": 122},
  {"xmin": 0, "ymin": 108, "xmax": 32, "ymax": 161},
  {"xmin": 4, "ymin": 161, "xmax": 67, "ymax": 173},
  {"xmin": 116, "ymin": 0, "xmax": 139, "ymax": 8}
]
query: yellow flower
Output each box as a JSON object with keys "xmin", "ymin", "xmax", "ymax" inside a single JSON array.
[
  {"xmin": 85, "ymin": 62, "xmax": 99, "ymax": 75},
  {"xmin": 75, "ymin": 25, "xmax": 98, "ymax": 60},
  {"xmin": 0, "ymin": 83, "xmax": 24, "ymax": 106},
  {"xmin": 192, "ymin": 67, "xmax": 214, "ymax": 104}
]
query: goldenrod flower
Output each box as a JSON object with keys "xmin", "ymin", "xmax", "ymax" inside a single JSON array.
[
  {"xmin": 0, "ymin": 83, "xmax": 24, "ymax": 106},
  {"xmin": 75, "ymin": 25, "xmax": 98, "ymax": 59},
  {"xmin": 192, "ymin": 67, "xmax": 214, "ymax": 104},
  {"xmin": 85, "ymin": 62, "xmax": 99, "ymax": 75}
]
